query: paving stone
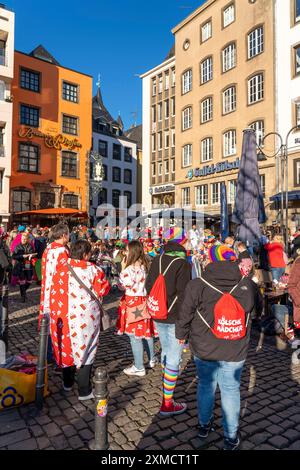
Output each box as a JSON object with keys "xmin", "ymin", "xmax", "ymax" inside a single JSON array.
[
  {"xmin": 171, "ymin": 422, "xmax": 188, "ymax": 433},
  {"xmin": 114, "ymin": 432, "xmax": 127, "ymax": 446},
  {"xmin": 127, "ymin": 430, "xmax": 142, "ymax": 442},
  {"xmin": 249, "ymin": 432, "xmax": 272, "ymax": 445},
  {"xmin": 7, "ymin": 438, "xmax": 37, "ymax": 450},
  {"xmin": 50, "ymin": 435, "xmax": 69, "ymax": 450},
  {"xmin": 158, "ymin": 418, "xmax": 177, "ymax": 429},
  {"xmin": 71, "ymin": 418, "xmax": 88, "ymax": 431},
  {"xmin": 283, "ymin": 429, "xmax": 300, "ymax": 442},
  {"xmin": 78, "ymin": 428, "xmax": 94, "ymax": 441},
  {"xmin": 0, "ymin": 429, "xmax": 31, "ymax": 447},
  {"xmin": 61, "ymin": 425, "xmax": 77, "ymax": 438},
  {"xmin": 35, "ymin": 415, "xmax": 52, "ymax": 426},
  {"xmin": 177, "ymin": 429, "xmax": 199, "ymax": 442},
  {"xmin": 268, "ymin": 436, "xmax": 289, "ymax": 449},
  {"xmin": 290, "ymin": 414, "xmax": 300, "ymax": 424},
  {"xmin": 68, "ymin": 436, "xmax": 84, "ymax": 449},
  {"xmin": 114, "ymin": 416, "xmax": 131, "ymax": 427},
  {"xmin": 288, "ymin": 441, "xmax": 300, "ymax": 450},
  {"xmin": 243, "ymin": 412, "xmax": 265, "ymax": 424},
  {"xmin": 137, "ymin": 437, "xmax": 157, "ymax": 449},
  {"xmin": 30, "ymin": 425, "xmax": 44, "ymax": 438},
  {"xmin": 160, "ymin": 438, "xmax": 180, "ymax": 450},
  {"xmin": 44, "ymin": 422, "xmax": 61, "ymax": 437},
  {"xmin": 266, "ymin": 424, "xmax": 284, "ymax": 434},
  {"xmin": 0, "ymin": 420, "xmax": 26, "ymax": 435},
  {"xmin": 37, "ymin": 436, "xmax": 51, "ymax": 449}
]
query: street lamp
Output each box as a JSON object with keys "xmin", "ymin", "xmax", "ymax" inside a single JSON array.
[{"xmin": 255, "ymin": 125, "xmax": 300, "ymax": 250}]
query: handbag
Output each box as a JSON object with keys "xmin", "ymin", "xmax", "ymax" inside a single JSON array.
[
  {"xmin": 67, "ymin": 264, "xmax": 115, "ymax": 332},
  {"xmin": 125, "ymin": 299, "xmax": 151, "ymax": 325}
]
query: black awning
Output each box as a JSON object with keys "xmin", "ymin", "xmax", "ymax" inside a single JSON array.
[{"xmin": 270, "ymin": 191, "xmax": 300, "ymax": 202}]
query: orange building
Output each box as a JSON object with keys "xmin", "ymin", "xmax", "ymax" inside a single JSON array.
[{"xmin": 10, "ymin": 45, "xmax": 92, "ymax": 223}]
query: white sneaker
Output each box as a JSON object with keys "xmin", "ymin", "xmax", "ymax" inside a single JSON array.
[
  {"xmin": 149, "ymin": 357, "xmax": 158, "ymax": 368},
  {"xmin": 123, "ymin": 365, "xmax": 146, "ymax": 377},
  {"xmin": 78, "ymin": 392, "xmax": 94, "ymax": 401}
]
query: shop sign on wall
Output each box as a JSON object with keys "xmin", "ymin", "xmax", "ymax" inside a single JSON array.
[
  {"xmin": 18, "ymin": 127, "xmax": 82, "ymax": 151},
  {"xmin": 186, "ymin": 158, "xmax": 240, "ymax": 180}
]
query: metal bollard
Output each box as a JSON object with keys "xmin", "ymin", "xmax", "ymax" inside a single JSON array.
[
  {"xmin": 89, "ymin": 368, "xmax": 109, "ymax": 450},
  {"xmin": 0, "ymin": 271, "xmax": 9, "ymax": 350},
  {"xmin": 35, "ymin": 316, "xmax": 49, "ymax": 411}
]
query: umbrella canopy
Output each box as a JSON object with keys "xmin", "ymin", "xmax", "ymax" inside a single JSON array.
[
  {"xmin": 220, "ymin": 182, "xmax": 229, "ymax": 242},
  {"xmin": 232, "ymin": 129, "xmax": 267, "ymax": 245},
  {"xmin": 15, "ymin": 208, "xmax": 88, "ymax": 219}
]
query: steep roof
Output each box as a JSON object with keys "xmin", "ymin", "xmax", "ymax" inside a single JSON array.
[
  {"xmin": 30, "ymin": 45, "xmax": 60, "ymax": 65},
  {"xmin": 124, "ymin": 124, "xmax": 143, "ymax": 149},
  {"xmin": 92, "ymin": 87, "xmax": 119, "ymax": 127},
  {"xmin": 164, "ymin": 44, "xmax": 175, "ymax": 61}
]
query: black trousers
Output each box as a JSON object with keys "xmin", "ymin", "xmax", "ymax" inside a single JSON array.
[{"xmin": 63, "ymin": 364, "xmax": 93, "ymax": 397}]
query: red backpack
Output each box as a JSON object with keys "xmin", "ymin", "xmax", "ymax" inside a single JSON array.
[
  {"xmin": 147, "ymin": 256, "xmax": 182, "ymax": 320},
  {"xmin": 197, "ymin": 276, "xmax": 249, "ymax": 341}
]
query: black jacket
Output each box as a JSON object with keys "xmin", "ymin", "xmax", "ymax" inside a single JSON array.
[
  {"xmin": 145, "ymin": 242, "xmax": 192, "ymax": 324},
  {"xmin": 12, "ymin": 243, "xmax": 35, "ymax": 278},
  {"xmin": 176, "ymin": 261, "xmax": 263, "ymax": 362}
]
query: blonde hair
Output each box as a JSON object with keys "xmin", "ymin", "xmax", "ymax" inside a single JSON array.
[{"xmin": 273, "ymin": 235, "xmax": 283, "ymax": 244}]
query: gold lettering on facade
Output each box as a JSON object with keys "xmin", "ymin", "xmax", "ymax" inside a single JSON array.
[{"xmin": 18, "ymin": 127, "xmax": 82, "ymax": 151}]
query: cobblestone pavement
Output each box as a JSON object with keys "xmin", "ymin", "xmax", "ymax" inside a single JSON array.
[{"xmin": 1, "ymin": 285, "xmax": 300, "ymax": 451}]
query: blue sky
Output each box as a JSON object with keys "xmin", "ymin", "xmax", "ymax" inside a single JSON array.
[{"xmin": 7, "ymin": 0, "xmax": 205, "ymax": 129}]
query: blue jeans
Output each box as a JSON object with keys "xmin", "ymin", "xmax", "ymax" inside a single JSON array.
[
  {"xmin": 271, "ymin": 268, "xmax": 285, "ymax": 282},
  {"xmin": 154, "ymin": 322, "xmax": 184, "ymax": 369},
  {"xmin": 128, "ymin": 335, "xmax": 154, "ymax": 370},
  {"xmin": 194, "ymin": 357, "xmax": 245, "ymax": 440}
]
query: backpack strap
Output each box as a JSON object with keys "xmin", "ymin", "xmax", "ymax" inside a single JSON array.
[
  {"xmin": 197, "ymin": 309, "xmax": 213, "ymax": 332},
  {"xmin": 159, "ymin": 255, "xmax": 182, "ymax": 313},
  {"xmin": 229, "ymin": 276, "xmax": 246, "ymax": 295},
  {"xmin": 199, "ymin": 276, "xmax": 224, "ymax": 295}
]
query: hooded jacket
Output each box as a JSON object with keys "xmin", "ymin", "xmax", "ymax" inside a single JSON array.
[
  {"xmin": 145, "ymin": 241, "xmax": 192, "ymax": 324},
  {"xmin": 176, "ymin": 261, "xmax": 263, "ymax": 362}
]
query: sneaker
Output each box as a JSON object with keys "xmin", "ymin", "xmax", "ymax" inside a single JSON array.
[
  {"xmin": 63, "ymin": 385, "xmax": 73, "ymax": 392},
  {"xmin": 160, "ymin": 401, "xmax": 187, "ymax": 417},
  {"xmin": 198, "ymin": 418, "xmax": 214, "ymax": 439},
  {"xmin": 123, "ymin": 365, "xmax": 146, "ymax": 377},
  {"xmin": 223, "ymin": 435, "xmax": 240, "ymax": 451},
  {"xmin": 78, "ymin": 392, "xmax": 94, "ymax": 401},
  {"xmin": 149, "ymin": 357, "xmax": 158, "ymax": 368}
]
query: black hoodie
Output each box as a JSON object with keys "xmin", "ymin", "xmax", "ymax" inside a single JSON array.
[
  {"xmin": 176, "ymin": 261, "xmax": 263, "ymax": 362},
  {"xmin": 145, "ymin": 241, "xmax": 192, "ymax": 324}
]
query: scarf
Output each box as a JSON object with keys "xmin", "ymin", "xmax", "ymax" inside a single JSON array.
[{"xmin": 165, "ymin": 251, "xmax": 186, "ymax": 259}]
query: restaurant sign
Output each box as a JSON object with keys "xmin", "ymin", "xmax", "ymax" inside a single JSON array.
[
  {"xmin": 18, "ymin": 127, "xmax": 82, "ymax": 151},
  {"xmin": 186, "ymin": 158, "xmax": 240, "ymax": 180},
  {"xmin": 149, "ymin": 184, "xmax": 175, "ymax": 195}
]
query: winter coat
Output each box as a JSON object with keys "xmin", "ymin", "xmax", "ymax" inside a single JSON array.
[
  {"xmin": 12, "ymin": 243, "xmax": 35, "ymax": 280},
  {"xmin": 0, "ymin": 239, "xmax": 12, "ymax": 284},
  {"xmin": 176, "ymin": 261, "xmax": 263, "ymax": 362},
  {"xmin": 288, "ymin": 257, "xmax": 300, "ymax": 323},
  {"xmin": 145, "ymin": 241, "xmax": 192, "ymax": 324}
]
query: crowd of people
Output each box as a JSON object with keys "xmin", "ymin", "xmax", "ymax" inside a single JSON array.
[{"xmin": 0, "ymin": 220, "xmax": 300, "ymax": 450}]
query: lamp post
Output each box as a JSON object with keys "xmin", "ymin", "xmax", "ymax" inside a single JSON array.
[{"xmin": 256, "ymin": 125, "xmax": 300, "ymax": 251}]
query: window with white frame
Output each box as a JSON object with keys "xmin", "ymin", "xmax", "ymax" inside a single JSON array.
[
  {"xmin": 171, "ymin": 97, "xmax": 175, "ymax": 116},
  {"xmin": 201, "ymin": 97, "xmax": 213, "ymax": 123},
  {"xmin": 295, "ymin": 160, "xmax": 300, "ymax": 186},
  {"xmin": 223, "ymin": 3, "xmax": 235, "ymax": 27},
  {"xmin": 223, "ymin": 43, "xmax": 236, "ymax": 72},
  {"xmin": 182, "ymin": 144, "xmax": 192, "ymax": 167},
  {"xmin": 250, "ymin": 120, "xmax": 265, "ymax": 146},
  {"xmin": 296, "ymin": 0, "xmax": 300, "ymax": 22},
  {"xmin": 171, "ymin": 68, "xmax": 176, "ymax": 87},
  {"xmin": 211, "ymin": 183, "xmax": 221, "ymax": 205},
  {"xmin": 201, "ymin": 57, "xmax": 213, "ymax": 84},
  {"xmin": 158, "ymin": 103, "xmax": 162, "ymax": 121},
  {"xmin": 201, "ymin": 137, "xmax": 213, "ymax": 162},
  {"xmin": 165, "ymin": 100, "xmax": 170, "ymax": 119},
  {"xmin": 228, "ymin": 180, "xmax": 237, "ymax": 204},
  {"xmin": 260, "ymin": 174, "xmax": 266, "ymax": 197},
  {"xmin": 165, "ymin": 71, "xmax": 170, "ymax": 90},
  {"xmin": 165, "ymin": 160, "xmax": 169, "ymax": 174},
  {"xmin": 248, "ymin": 26, "xmax": 264, "ymax": 59},
  {"xmin": 223, "ymin": 86, "xmax": 236, "ymax": 114},
  {"xmin": 152, "ymin": 78, "xmax": 157, "ymax": 96},
  {"xmin": 158, "ymin": 162, "xmax": 163, "ymax": 176},
  {"xmin": 201, "ymin": 21, "xmax": 212, "ymax": 42},
  {"xmin": 195, "ymin": 185, "xmax": 208, "ymax": 205},
  {"xmin": 171, "ymin": 159, "xmax": 175, "ymax": 173},
  {"xmin": 182, "ymin": 187, "xmax": 191, "ymax": 206},
  {"xmin": 248, "ymin": 73, "xmax": 264, "ymax": 104},
  {"xmin": 223, "ymin": 130, "xmax": 237, "ymax": 157},
  {"xmin": 182, "ymin": 69, "xmax": 192, "ymax": 94},
  {"xmin": 171, "ymin": 129, "xmax": 175, "ymax": 147},
  {"xmin": 158, "ymin": 132, "xmax": 163, "ymax": 150},
  {"xmin": 296, "ymin": 103, "xmax": 300, "ymax": 126},
  {"xmin": 152, "ymin": 134, "xmax": 156, "ymax": 152},
  {"xmin": 152, "ymin": 163, "xmax": 156, "ymax": 177},
  {"xmin": 182, "ymin": 107, "xmax": 192, "ymax": 130},
  {"xmin": 158, "ymin": 75, "xmax": 163, "ymax": 93},
  {"xmin": 152, "ymin": 105, "xmax": 156, "ymax": 123},
  {"xmin": 165, "ymin": 132, "xmax": 169, "ymax": 148}
]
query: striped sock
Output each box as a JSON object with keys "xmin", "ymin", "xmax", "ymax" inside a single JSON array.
[{"xmin": 163, "ymin": 367, "xmax": 179, "ymax": 406}]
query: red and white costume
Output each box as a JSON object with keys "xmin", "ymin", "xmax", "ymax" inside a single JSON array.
[
  {"xmin": 49, "ymin": 259, "xmax": 110, "ymax": 368},
  {"xmin": 39, "ymin": 242, "xmax": 69, "ymax": 320},
  {"xmin": 116, "ymin": 265, "xmax": 157, "ymax": 339}
]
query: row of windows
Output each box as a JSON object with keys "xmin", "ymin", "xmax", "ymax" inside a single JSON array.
[
  {"xmin": 151, "ymin": 159, "xmax": 175, "ymax": 177},
  {"xmin": 20, "ymin": 68, "xmax": 79, "ymax": 103},
  {"xmin": 152, "ymin": 130, "xmax": 175, "ymax": 151},
  {"xmin": 182, "ymin": 73, "xmax": 264, "ymax": 131},
  {"xmin": 12, "ymin": 190, "xmax": 79, "ymax": 212},
  {"xmin": 152, "ymin": 68, "xmax": 176, "ymax": 96},
  {"xmin": 92, "ymin": 189, "xmax": 133, "ymax": 208},
  {"xmin": 182, "ymin": 121, "xmax": 264, "ymax": 166},
  {"xmin": 152, "ymin": 97, "xmax": 176, "ymax": 124},
  {"xmin": 181, "ymin": 176, "xmax": 265, "ymax": 207},
  {"xmin": 90, "ymin": 164, "xmax": 132, "ymax": 184},
  {"xmin": 98, "ymin": 140, "xmax": 132, "ymax": 162},
  {"xmin": 20, "ymin": 104, "xmax": 79, "ymax": 135}
]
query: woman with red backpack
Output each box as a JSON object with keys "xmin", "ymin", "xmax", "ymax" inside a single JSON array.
[{"xmin": 176, "ymin": 244, "xmax": 263, "ymax": 450}]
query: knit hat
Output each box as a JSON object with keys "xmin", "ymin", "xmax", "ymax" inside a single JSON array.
[
  {"xmin": 163, "ymin": 227, "xmax": 188, "ymax": 245},
  {"xmin": 208, "ymin": 244, "xmax": 237, "ymax": 262},
  {"xmin": 18, "ymin": 225, "xmax": 26, "ymax": 232}
]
